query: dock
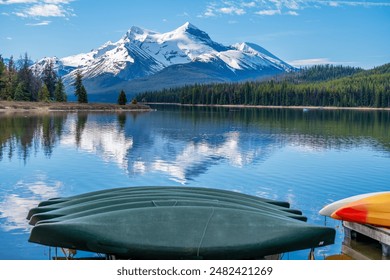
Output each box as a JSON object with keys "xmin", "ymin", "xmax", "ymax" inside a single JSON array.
[{"xmin": 342, "ymin": 221, "xmax": 390, "ymax": 260}]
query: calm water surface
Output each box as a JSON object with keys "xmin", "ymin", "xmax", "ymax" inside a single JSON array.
[{"xmin": 1, "ymin": 105, "xmax": 390, "ymax": 260}]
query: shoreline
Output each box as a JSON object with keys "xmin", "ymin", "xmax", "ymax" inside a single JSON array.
[
  {"xmin": 0, "ymin": 101, "xmax": 153, "ymax": 113},
  {"xmin": 146, "ymin": 102, "xmax": 390, "ymax": 111},
  {"xmin": 2, "ymin": 101, "xmax": 389, "ymax": 113}
]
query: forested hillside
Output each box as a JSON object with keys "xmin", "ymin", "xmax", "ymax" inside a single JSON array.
[{"xmin": 137, "ymin": 64, "xmax": 390, "ymax": 108}]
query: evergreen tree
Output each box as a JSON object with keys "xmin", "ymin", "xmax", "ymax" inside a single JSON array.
[
  {"xmin": 79, "ymin": 85, "xmax": 88, "ymax": 103},
  {"xmin": 3, "ymin": 56, "xmax": 18, "ymax": 100},
  {"xmin": 117, "ymin": 89, "xmax": 127, "ymax": 105},
  {"xmin": 0, "ymin": 56, "xmax": 5, "ymax": 99},
  {"xmin": 73, "ymin": 70, "xmax": 88, "ymax": 103},
  {"xmin": 17, "ymin": 53, "xmax": 34, "ymax": 101},
  {"xmin": 14, "ymin": 82, "xmax": 30, "ymax": 101},
  {"xmin": 42, "ymin": 61, "xmax": 57, "ymax": 100},
  {"xmin": 30, "ymin": 66, "xmax": 42, "ymax": 101},
  {"xmin": 14, "ymin": 53, "xmax": 41, "ymax": 101},
  {"xmin": 54, "ymin": 77, "xmax": 67, "ymax": 102},
  {"xmin": 38, "ymin": 84, "xmax": 50, "ymax": 102}
]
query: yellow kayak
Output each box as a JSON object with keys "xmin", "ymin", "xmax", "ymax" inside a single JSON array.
[
  {"xmin": 331, "ymin": 193, "xmax": 390, "ymax": 227},
  {"xmin": 319, "ymin": 192, "xmax": 389, "ymax": 217}
]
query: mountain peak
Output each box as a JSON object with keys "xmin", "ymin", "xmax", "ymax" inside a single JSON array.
[
  {"xmin": 178, "ymin": 21, "xmax": 198, "ymax": 31},
  {"xmin": 125, "ymin": 25, "xmax": 156, "ymax": 42},
  {"xmin": 129, "ymin": 25, "xmax": 145, "ymax": 34},
  {"xmin": 172, "ymin": 22, "xmax": 213, "ymax": 43}
]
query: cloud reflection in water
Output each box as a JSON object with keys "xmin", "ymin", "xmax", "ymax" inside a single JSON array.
[{"xmin": 0, "ymin": 179, "xmax": 62, "ymax": 232}]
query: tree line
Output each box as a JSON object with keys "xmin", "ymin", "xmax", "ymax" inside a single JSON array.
[
  {"xmin": 0, "ymin": 54, "xmax": 67, "ymax": 102},
  {"xmin": 137, "ymin": 64, "xmax": 390, "ymax": 108},
  {"xmin": 0, "ymin": 53, "xmax": 89, "ymax": 103}
]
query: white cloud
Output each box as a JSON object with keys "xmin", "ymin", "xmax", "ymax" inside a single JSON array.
[
  {"xmin": 328, "ymin": 1, "xmax": 390, "ymax": 7},
  {"xmin": 220, "ymin": 7, "xmax": 246, "ymax": 15},
  {"xmin": 6, "ymin": 36, "xmax": 12, "ymax": 40},
  {"xmin": 242, "ymin": 1, "xmax": 256, "ymax": 8},
  {"xmin": 26, "ymin": 20, "xmax": 51, "ymax": 25},
  {"xmin": 285, "ymin": 0, "xmax": 300, "ymax": 10},
  {"xmin": 288, "ymin": 58, "xmax": 334, "ymax": 67},
  {"xmin": 14, "ymin": 12, "xmax": 26, "ymax": 17},
  {"xmin": 203, "ymin": 8, "xmax": 216, "ymax": 17},
  {"xmin": 0, "ymin": 0, "xmax": 37, "ymax": 4},
  {"xmin": 286, "ymin": 10, "xmax": 299, "ymax": 16},
  {"xmin": 289, "ymin": 58, "xmax": 358, "ymax": 67},
  {"xmin": 43, "ymin": 0, "xmax": 71, "ymax": 3},
  {"xmin": 3, "ymin": 0, "xmax": 74, "ymax": 19},
  {"xmin": 255, "ymin": 9, "xmax": 281, "ymax": 16},
  {"xmin": 0, "ymin": 0, "xmax": 71, "ymax": 3},
  {"xmin": 199, "ymin": 2, "xmax": 248, "ymax": 17},
  {"xmin": 15, "ymin": 3, "xmax": 66, "ymax": 17},
  {"xmin": 198, "ymin": 3, "xmax": 218, "ymax": 17},
  {"xmin": 219, "ymin": 7, "xmax": 233, "ymax": 14},
  {"xmin": 200, "ymin": 0, "xmax": 390, "ymax": 18}
]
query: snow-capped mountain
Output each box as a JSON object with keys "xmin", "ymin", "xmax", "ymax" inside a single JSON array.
[{"xmin": 32, "ymin": 22, "xmax": 295, "ymax": 101}]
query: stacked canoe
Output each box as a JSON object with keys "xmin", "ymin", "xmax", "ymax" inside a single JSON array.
[
  {"xmin": 27, "ymin": 186, "xmax": 336, "ymax": 259},
  {"xmin": 319, "ymin": 191, "xmax": 390, "ymax": 228}
]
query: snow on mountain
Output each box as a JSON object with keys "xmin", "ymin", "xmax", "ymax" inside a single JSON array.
[
  {"xmin": 232, "ymin": 42, "xmax": 293, "ymax": 72},
  {"xmin": 31, "ymin": 56, "xmax": 75, "ymax": 77},
  {"xmin": 31, "ymin": 22, "xmax": 295, "ymax": 99}
]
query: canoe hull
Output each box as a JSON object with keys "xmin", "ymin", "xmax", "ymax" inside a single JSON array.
[
  {"xmin": 28, "ymin": 186, "xmax": 335, "ymax": 259},
  {"xmin": 29, "ymin": 206, "xmax": 335, "ymax": 259}
]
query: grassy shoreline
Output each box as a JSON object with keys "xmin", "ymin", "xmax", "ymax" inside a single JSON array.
[
  {"xmin": 146, "ymin": 102, "xmax": 390, "ymax": 111},
  {"xmin": 0, "ymin": 101, "xmax": 152, "ymax": 113}
]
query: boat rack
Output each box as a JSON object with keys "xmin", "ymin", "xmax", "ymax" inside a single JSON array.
[{"xmin": 342, "ymin": 221, "xmax": 390, "ymax": 259}]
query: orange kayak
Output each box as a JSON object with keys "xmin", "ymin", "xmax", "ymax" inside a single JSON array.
[
  {"xmin": 319, "ymin": 192, "xmax": 388, "ymax": 217},
  {"xmin": 331, "ymin": 193, "xmax": 390, "ymax": 227}
]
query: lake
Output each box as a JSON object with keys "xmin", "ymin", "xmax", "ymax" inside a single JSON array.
[{"xmin": 1, "ymin": 105, "xmax": 390, "ymax": 260}]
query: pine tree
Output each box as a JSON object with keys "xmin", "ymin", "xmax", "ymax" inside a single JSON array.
[
  {"xmin": 4, "ymin": 56, "xmax": 17, "ymax": 100},
  {"xmin": 38, "ymin": 84, "xmax": 50, "ymax": 102},
  {"xmin": 117, "ymin": 89, "xmax": 127, "ymax": 105},
  {"xmin": 17, "ymin": 53, "xmax": 34, "ymax": 101},
  {"xmin": 14, "ymin": 82, "xmax": 29, "ymax": 101},
  {"xmin": 73, "ymin": 70, "xmax": 88, "ymax": 103},
  {"xmin": 42, "ymin": 60, "xmax": 57, "ymax": 100},
  {"xmin": 79, "ymin": 85, "xmax": 88, "ymax": 103},
  {"xmin": 54, "ymin": 77, "xmax": 67, "ymax": 102},
  {"xmin": 30, "ymin": 66, "xmax": 42, "ymax": 101},
  {"xmin": 0, "ymin": 56, "xmax": 5, "ymax": 99}
]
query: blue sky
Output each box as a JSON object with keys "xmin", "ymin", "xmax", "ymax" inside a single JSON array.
[{"xmin": 0, "ymin": 0, "xmax": 389, "ymax": 69}]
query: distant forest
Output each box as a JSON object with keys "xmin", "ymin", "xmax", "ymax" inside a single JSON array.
[{"xmin": 137, "ymin": 64, "xmax": 390, "ymax": 108}]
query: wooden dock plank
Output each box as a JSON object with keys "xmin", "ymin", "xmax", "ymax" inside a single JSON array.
[{"xmin": 343, "ymin": 221, "xmax": 390, "ymax": 257}]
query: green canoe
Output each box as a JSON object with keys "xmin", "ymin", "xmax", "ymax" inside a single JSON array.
[
  {"xmin": 29, "ymin": 198, "xmax": 307, "ymax": 226},
  {"xmin": 37, "ymin": 186, "xmax": 291, "ymax": 208},
  {"xmin": 27, "ymin": 186, "xmax": 335, "ymax": 259},
  {"xmin": 27, "ymin": 189, "xmax": 301, "ymax": 220}
]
